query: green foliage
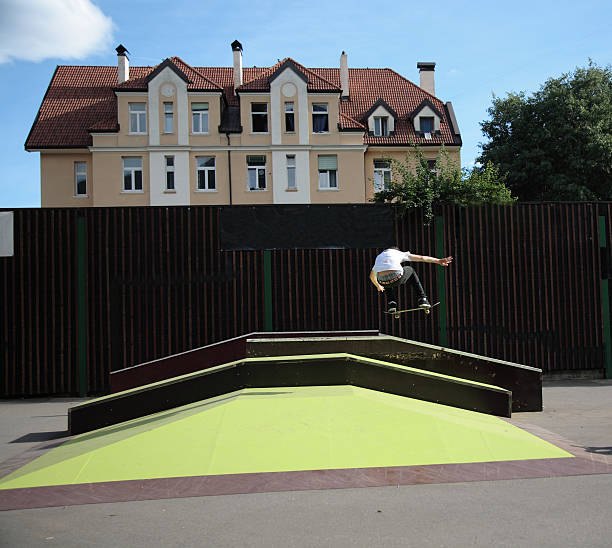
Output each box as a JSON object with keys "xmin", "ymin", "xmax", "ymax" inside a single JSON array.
[
  {"xmin": 373, "ymin": 145, "xmax": 515, "ymax": 223},
  {"xmin": 479, "ymin": 61, "xmax": 612, "ymax": 201}
]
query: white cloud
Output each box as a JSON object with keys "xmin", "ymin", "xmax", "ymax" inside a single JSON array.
[{"xmin": 0, "ymin": 0, "xmax": 114, "ymax": 63}]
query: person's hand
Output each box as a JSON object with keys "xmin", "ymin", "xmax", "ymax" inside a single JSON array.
[
  {"xmin": 438, "ymin": 256, "xmax": 453, "ymax": 266},
  {"xmin": 376, "ymin": 284, "xmax": 385, "ymax": 292}
]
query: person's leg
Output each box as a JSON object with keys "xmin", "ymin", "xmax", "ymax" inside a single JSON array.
[
  {"xmin": 402, "ymin": 265, "xmax": 430, "ymax": 308},
  {"xmin": 377, "ymin": 272, "xmax": 402, "ymax": 312}
]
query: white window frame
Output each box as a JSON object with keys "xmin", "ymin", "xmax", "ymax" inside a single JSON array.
[
  {"xmin": 312, "ymin": 103, "xmax": 329, "ymax": 134},
  {"xmin": 247, "ymin": 155, "xmax": 267, "ymax": 190},
  {"xmin": 318, "ymin": 155, "xmax": 338, "ymax": 190},
  {"xmin": 373, "ymin": 159, "xmax": 391, "ymax": 192},
  {"xmin": 374, "ymin": 116, "xmax": 389, "ymax": 137},
  {"xmin": 74, "ymin": 161, "xmax": 87, "ymax": 197},
  {"xmin": 251, "ymin": 103, "xmax": 269, "ymax": 134},
  {"xmin": 286, "ymin": 155, "xmax": 296, "ymax": 190},
  {"xmin": 285, "ymin": 102, "xmax": 295, "ymax": 133},
  {"xmin": 191, "ymin": 102, "xmax": 209, "ymax": 134},
  {"xmin": 129, "ymin": 103, "xmax": 147, "ymax": 134},
  {"xmin": 122, "ymin": 157, "xmax": 143, "ymax": 192},
  {"xmin": 164, "ymin": 102, "xmax": 174, "ymax": 134},
  {"xmin": 165, "ymin": 156, "xmax": 175, "ymax": 191},
  {"xmin": 196, "ymin": 157, "xmax": 216, "ymax": 191}
]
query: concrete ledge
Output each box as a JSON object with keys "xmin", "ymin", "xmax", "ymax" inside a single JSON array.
[
  {"xmin": 246, "ymin": 335, "xmax": 542, "ymax": 412},
  {"xmin": 69, "ymin": 354, "xmax": 511, "ymax": 435}
]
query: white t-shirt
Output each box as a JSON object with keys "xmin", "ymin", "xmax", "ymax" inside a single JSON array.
[{"xmin": 372, "ymin": 249, "xmax": 411, "ymax": 273}]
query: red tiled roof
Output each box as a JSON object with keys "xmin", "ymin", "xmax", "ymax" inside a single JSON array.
[
  {"xmin": 312, "ymin": 68, "xmax": 456, "ymax": 145},
  {"xmin": 26, "ymin": 58, "xmax": 460, "ymax": 149},
  {"xmin": 339, "ymin": 112, "xmax": 366, "ymax": 130}
]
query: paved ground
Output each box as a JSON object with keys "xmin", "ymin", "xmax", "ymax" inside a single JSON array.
[{"xmin": 0, "ymin": 380, "xmax": 611, "ymax": 548}]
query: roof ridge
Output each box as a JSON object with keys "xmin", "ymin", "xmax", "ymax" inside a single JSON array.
[{"xmin": 169, "ymin": 56, "xmax": 223, "ymax": 90}]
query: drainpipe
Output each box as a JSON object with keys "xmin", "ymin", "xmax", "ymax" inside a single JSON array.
[{"xmin": 226, "ymin": 133, "xmax": 233, "ymax": 205}]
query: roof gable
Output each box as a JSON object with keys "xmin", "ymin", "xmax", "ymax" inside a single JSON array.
[
  {"xmin": 268, "ymin": 59, "xmax": 309, "ymax": 84},
  {"xmin": 146, "ymin": 58, "xmax": 190, "ymax": 84},
  {"xmin": 238, "ymin": 57, "xmax": 340, "ymax": 93},
  {"xmin": 362, "ymin": 98, "xmax": 399, "ymax": 122},
  {"xmin": 410, "ymin": 98, "xmax": 444, "ymax": 121}
]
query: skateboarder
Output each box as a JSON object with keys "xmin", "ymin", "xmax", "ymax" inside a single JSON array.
[{"xmin": 369, "ymin": 247, "xmax": 453, "ymax": 313}]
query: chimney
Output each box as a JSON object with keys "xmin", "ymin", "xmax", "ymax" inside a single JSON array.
[
  {"xmin": 116, "ymin": 44, "xmax": 129, "ymax": 84},
  {"xmin": 417, "ymin": 62, "xmax": 436, "ymax": 96},
  {"xmin": 231, "ymin": 40, "xmax": 243, "ymax": 93},
  {"xmin": 340, "ymin": 51, "xmax": 349, "ymax": 100}
]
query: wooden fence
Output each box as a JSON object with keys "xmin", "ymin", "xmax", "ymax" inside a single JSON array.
[{"xmin": 1, "ymin": 203, "xmax": 610, "ymax": 396}]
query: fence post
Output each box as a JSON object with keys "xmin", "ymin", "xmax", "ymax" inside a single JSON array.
[
  {"xmin": 435, "ymin": 215, "xmax": 448, "ymax": 347},
  {"xmin": 76, "ymin": 213, "xmax": 87, "ymax": 396},
  {"xmin": 598, "ymin": 216, "xmax": 612, "ymax": 379},
  {"xmin": 264, "ymin": 250, "xmax": 273, "ymax": 331}
]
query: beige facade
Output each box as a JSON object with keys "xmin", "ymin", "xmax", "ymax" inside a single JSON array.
[
  {"xmin": 40, "ymin": 152, "xmax": 93, "ymax": 207},
  {"xmin": 32, "ymin": 52, "xmax": 461, "ymax": 208}
]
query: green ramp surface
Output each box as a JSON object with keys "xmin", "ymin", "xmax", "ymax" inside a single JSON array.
[{"xmin": 0, "ymin": 386, "xmax": 571, "ymax": 490}]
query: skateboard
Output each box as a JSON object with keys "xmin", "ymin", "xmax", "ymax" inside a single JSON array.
[{"xmin": 384, "ymin": 301, "xmax": 440, "ymax": 319}]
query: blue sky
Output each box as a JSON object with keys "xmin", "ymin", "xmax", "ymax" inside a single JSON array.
[{"xmin": 0, "ymin": 0, "xmax": 610, "ymax": 207}]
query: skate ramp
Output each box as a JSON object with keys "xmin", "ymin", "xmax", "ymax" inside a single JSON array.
[{"xmin": 0, "ymin": 386, "xmax": 569, "ymax": 492}]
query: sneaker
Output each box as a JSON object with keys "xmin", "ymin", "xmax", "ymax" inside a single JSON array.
[
  {"xmin": 387, "ymin": 301, "xmax": 397, "ymax": 313},
  {"xmin": 417, "ymin": 297, "xmax": 431, "ymax": 310}
]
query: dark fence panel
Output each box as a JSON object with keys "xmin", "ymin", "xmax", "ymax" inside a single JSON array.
[
  {"xmin": 1, "ymin": 209, "xmax": 79, "ymax": 396},
  {"xmin": 0, "ymin": 203, "xmax": 609, "ymax": 397},
  {"xmin": 442, "ymin": 203, "xmax": 604, "ymax": 371}
]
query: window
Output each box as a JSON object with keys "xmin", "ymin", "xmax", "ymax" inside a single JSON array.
[
  {"xmin": 427, "ymin": 160, "xmax": 437, "ymax": 173},
  {"xmin": 196, "ymin": 157, "xmax": 216, "ymax": 191},
  {"xmin": 129, "ymin": 103, "xmax": 147, "ymax": 133},
  {"xmin": 165, "ymin": 156, "xmax": 175, "ymax": 190},
  {"xmin": 123, "ymin": 157, "xmax": 143, "ymax": 191},
  {"xmin": 373, "ymin": 160, "xmax": 391, "ymax": 191},
  {"xmin": 285, "ymin": 102, "xmax": 295, "ymax": 133},
  {"xmin": 251, "ymin": 103, "xmax": 268, "ymax": 133},
  {"xmin": 420, "ymin": 116, "xmax": 434, "ymax": 134},
  {"xmin": 374, "ymin": 117, "xmax": 389, "ymax": 137},
  {"xmin": 286, "ymin": 155, "xmax": 296, "ymax": 190},
  {"xmin": 318, "ymin": 155, "xmax": 337, "ymax": 189},
  {"xmin": 312, "ymin": 103, "xmax": 329, "ymax": 133},
  {"xmin": 192, "ymin": 102, "xmax": 209, "ymax": 134},
  {"xmin": 74, "ymin": 162, "xmax": 87, "ymax": 196},
  {"xmin": 247, "ymin": 155, "xmax": 266, "ymax": 190},
  {"xmin": 164, "ymin": 102, "xmax": 174, "ymax": 134}
]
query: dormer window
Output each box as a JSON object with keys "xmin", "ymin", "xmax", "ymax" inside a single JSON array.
[
  {"xmin": 374, "ymin": 117, "xmax": 389, "ymax": 137},
  {"xmin": 420, "ymin": 116, "xmax": 434, "ymax": 134},
  {"xmin": 364, "ymin": 99, "xmax": 397, "ymax": 137},
  {"xmin": 411, "ymin": 99, "xmax": 443, "ymax": 137}
]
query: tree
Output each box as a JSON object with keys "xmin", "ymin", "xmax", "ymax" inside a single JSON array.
[
  {"xmin": 479, "ymin": 62, "xmax": 612, "ymax": 201},
  {"xmin": 373, "ymin": 145, "xmax": 515, "ymax": 223}
]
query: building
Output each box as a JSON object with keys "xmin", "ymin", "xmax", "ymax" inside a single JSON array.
[{"xmin": 25, "ymin": 41, "xmax": 461, "ymax": 207}]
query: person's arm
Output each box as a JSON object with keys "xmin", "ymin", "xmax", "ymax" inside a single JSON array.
[
  {"xmin": 409, "ymin": 254, "xmax": 453, "ymax": 266},
  {"xmin": 369, "ymin": 269, "xmax": 385, "ymax": 292}
]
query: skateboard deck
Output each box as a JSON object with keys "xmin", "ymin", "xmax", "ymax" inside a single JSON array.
[{"xmin": 384, "ymin": 301, "xmax": 440, "ymax": 318}]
